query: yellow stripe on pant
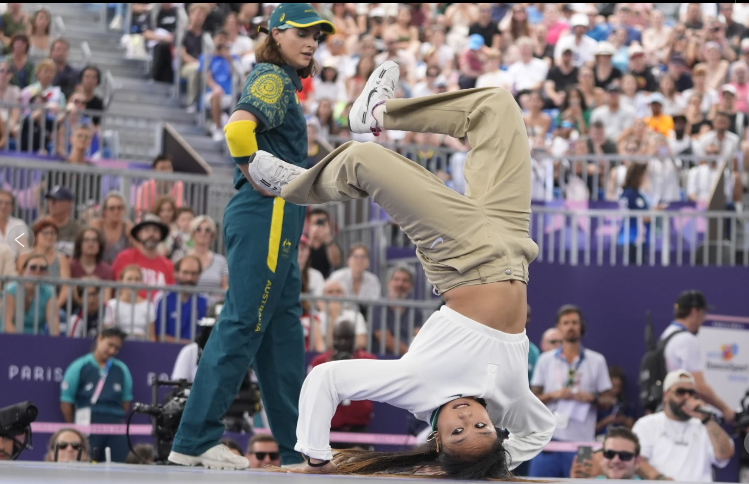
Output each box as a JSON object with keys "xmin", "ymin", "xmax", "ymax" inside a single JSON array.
[{"xmin": 267, "ymin": 197, "xmax": 286, "ymax": 273}]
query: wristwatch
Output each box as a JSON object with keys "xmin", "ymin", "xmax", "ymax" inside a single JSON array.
[{"xmin": 701, "ymin": 415, "xmax": 712, "ymax": 425}]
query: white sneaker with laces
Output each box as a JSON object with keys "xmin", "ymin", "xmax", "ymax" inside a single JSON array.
[
  {"xmin": 211, "ymin": 125, "xmax": 224, "ymax": 142},
  {"xmin": 168, "ymin": 444, "xmax": 250, "ymax": 470},
  {"xmin": 247, "ymin": 150, "xmax": 306, "ymax": 196},
  {"xmin": 348, "ymin": 60, "xmax": 400, "ymax": 136}
]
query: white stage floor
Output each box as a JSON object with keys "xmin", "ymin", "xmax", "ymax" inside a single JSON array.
[{"xmin": 0, "ymin": 461, "xmax": 736, "ymax": 484}]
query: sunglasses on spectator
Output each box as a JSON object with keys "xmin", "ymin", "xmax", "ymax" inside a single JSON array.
[
  {"xmin": 39, "ymin": 230, "xmax": 56, "ymax": 237},
  {"xmin": 28, "ymin": 265, "xmax": 49, "ymax": 272},
  {"xmin": 547, "ymin": 339, "xmax": 562, "ymax": 345},
  {"xmin": 250, "ymin": 452, "xmax": 279, "ymax": 460},
  {"xmin": 602, "ymin": 450, "xmax": 635, "ymax": 462},
  {"xmin": 57, "ymin": 442, "xmax": 82, "ymax": 451},
  {"xmin": 195, "ymin": 226, "xmax": 213, "ymax": 233},
  {"xmin": 73, "ymin": 99, "xmax": 85, "ymax": 105},
  {"xmin": 107, "ymin": 204, "xmax": 125, "ymax": 211},
  {"xmin": 673, "ymin": 388, "xmax": 697, "ymax": 397}
]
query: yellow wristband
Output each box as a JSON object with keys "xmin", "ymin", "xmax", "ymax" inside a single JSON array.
[{"xmin": 224, "ymin": 120, "xmax": 258, "ymax": 164}]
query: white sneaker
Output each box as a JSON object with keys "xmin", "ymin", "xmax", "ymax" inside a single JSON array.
[
  {"xmin": 186, "ymin": 104, "xmax": 197, "ymax": 114},
  {"xmin": 168, "ymin": 444, "xmax": 249, "ymax": 470},
  {"xmin": 247, "ymin": 150, "xmax": 306, "ymax": 196},
  {"xmin": 348, "ymin": 60, "xmax": 400, "ymax": 136},
  {"xmin": 211, "ymin": 126, "xmax": 224, "ymax": 142}
]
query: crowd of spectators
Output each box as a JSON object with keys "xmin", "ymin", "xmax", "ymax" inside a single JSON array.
[
  {"xmin": 0, "ymin": 4, "xmax": 108, "ymax": 158},
  {"xmin": 130, "ymin": 2, "xmax": 749, "ymax": 208},
  {"xmin": 1, "ymin": 3, "xmax": 747, "ymax": 475}
]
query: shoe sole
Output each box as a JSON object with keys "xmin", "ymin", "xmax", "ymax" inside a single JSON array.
[
  {"xmin": 168, "ymin": 452, "xmax": 249, "ymax": 470},
  {"xmin": 349, "ymin": 60, "xmax": 400, "ymax": 134}
]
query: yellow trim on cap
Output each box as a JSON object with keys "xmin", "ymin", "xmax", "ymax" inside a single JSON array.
[{"xmin": 284, "ymin": 19, "xmax": 336, "ymax": 34}]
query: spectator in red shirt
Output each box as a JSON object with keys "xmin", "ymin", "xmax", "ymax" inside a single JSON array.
[
  {"xmin": 310, "ymin": 321, "xmax": 375, "ymax": 433},
  {"xmin": 112, "ymin": 214, "xmax": 173, "ymax": 299}
]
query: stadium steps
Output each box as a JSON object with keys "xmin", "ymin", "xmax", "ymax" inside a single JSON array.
[{"xmin": 37, "ymin": 3, "xmax": 234, "ymax": 173}]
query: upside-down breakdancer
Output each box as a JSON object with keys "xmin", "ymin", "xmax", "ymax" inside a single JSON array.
[{"xmin": 246, "ymin": 61, "xmax": 556, "ymax": 478}]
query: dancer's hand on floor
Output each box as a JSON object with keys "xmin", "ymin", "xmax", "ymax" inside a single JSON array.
[{"xmin": 287, "ymin": 460, "xmax": 338, "ymax": 474}]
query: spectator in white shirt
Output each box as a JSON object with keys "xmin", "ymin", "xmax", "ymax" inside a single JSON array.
[
  {"xmin": 328, "ymin": 243, "xmax": 382, "ymax": 302},
  {"xmin": 298, "ymin": 234, "xmax": 324, "ymax": 297},
  {"xmin": 683, "ymin": 65, "xmax": 720, "ymax": 115},
  {"xmin": 591, "ymin": 84, "xmax": 637, "ymax": 140},
  {"xmin": 646, "ymin": 134, "xmax": 683, "ymax": 204},
  {"xmin": 412, "ymin": 65, "xmax": 445, "ymax": 98},
  {"xmin": 633, "ymin": 370, "xmax": 734, "ymax": 482},
  {"xmin": 172, "ymin": 304, "xmax": 221, "ymax": 383},
  {"xmin": 313, "ymin": 280, "xmax": 368, "ymax": 352},
  {"xmin": 475, "ymin": 50, "xmax": 512, "ymax": 90},
  {"xmin": 660, "ymin": 291, "xmax": 735, "ymax": 422},
  {"xmin": 530, "ymin": 305, "xmax": 614, "ymax": 478},
  {"xmin": 508, "ymin": 36, "xmax": 549, "ymax": 92},
  {"xmin": 554, "ymin": 14, "xmax": 597, "ymax": 67},
  {"xmin": 694, "ymin": 111, "xmax": 740, "ymax": 162},
  {"xmin": 104, "ymin": 265, "xmax": 156, "ymax": 341}
]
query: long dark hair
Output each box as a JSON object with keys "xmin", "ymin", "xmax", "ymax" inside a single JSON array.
[
  {"xmin": 560, "ymin": 86, "xmax": 588, "ymax": 113},
  {"xmin": 331, "ymin": 434, "xmax": 513, "ymax": 479},
  {"xmin": 255, "ymin": 34, "xmax": 318, "ymax": 79},
  {"xmin": 73, "ymin": 227, "xmax": 105, "ymax": 263},
  {"xmin": 622, "ymin": 163, "xmax": 648, "ymax": 191}
]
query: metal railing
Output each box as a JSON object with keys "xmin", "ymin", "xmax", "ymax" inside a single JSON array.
[
  {"xmin": 529, "ymin": 206, "xmax": 749, "ymax": 267},
  {"xmin": 0, "ymin": 155, "xmax": 232, "ymax": 241},
  {"xmin": 327, "ymin": 136, "xmax": 730, "ymax": 202},
  {"xmin": 0, "ymin": 276, "xmax": 440, "ymax": 356}
]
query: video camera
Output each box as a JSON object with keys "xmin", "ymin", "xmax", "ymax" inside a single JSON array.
[
  {"xmin": 0, "ymin": 401, "xmax": 38, "ymax": 460},
  {"xmin": 129, "ymin": 377, "xmax": 192, "ymax": 463}
]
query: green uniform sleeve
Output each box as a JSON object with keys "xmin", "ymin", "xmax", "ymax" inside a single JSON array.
[
  {"xmin": 116, "ymin": 360, "xmax": 134, "ymax": 402},
  {"xmin": 235, "ymin": 63, "xmax": 289, "ymax": 132},
  {"xmin": 60, "ymin": 357, "xmax": 85, "ymax": 404}
]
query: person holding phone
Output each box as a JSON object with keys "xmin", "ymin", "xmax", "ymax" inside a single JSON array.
[
  {"xmin": 571, "ymin": 427, "xmax": 643, "ymax": 479},
  {"xmin": 306, "ymin": 208, "xmax": 342, "ymax": 277}
]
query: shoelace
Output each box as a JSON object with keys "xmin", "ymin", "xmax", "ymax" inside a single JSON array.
[{"xmin": 272, "ymin": 163, "xmax": 303, "ymax": 185}]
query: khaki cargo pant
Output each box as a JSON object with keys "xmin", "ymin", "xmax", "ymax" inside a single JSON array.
[{"xmin": 282, "ymin": 88, "xmax": 539, "ymax": 295}]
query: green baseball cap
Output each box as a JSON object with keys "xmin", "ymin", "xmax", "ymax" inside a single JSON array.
[{"xmin": 263, "ymin": 3, "xmax": 335, "ymax": 35}]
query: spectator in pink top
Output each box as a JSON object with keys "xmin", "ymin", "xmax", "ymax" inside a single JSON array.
[
  {"xmin": 134, "ymin": 154, "xmax": 184, "ymax": 221},
  {"xmin": 543, "ymin": 4, "xmax": 569, "ymax": 46},
  {"xmin": 729, "ymin": 62, "xmax": 749, "ymax": 114}
]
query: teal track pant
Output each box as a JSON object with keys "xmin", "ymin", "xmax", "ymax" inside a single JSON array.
[{"xmin": 172, "ymin": 184, "xmax": 307, "ymax": 464}]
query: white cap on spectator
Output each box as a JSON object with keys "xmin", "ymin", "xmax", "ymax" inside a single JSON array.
[
  {"xmin": 596, "ymin": 41, "xmax": 615, "ymax": 56},
  {"xmin": 369, "ymin": 7, "xmax": 385, "ymax": 18},
  {"xmin": 663, "ymin": 370, "xmax": 696, "ymax": 393},
  {"xmin": 649, "ymin": 92, "xmax": 665, "ymax": 105},
  {"xmin": 628, "ymin": 44, "xmax": 645, "ymax": 57},
  {"xmin": 571, "ymin": 13, "xmax": 589, "ymax": 28},
  {"xmin": 704, "ymin": 41, "xmax": 721, "ymax": 53},
  {"xmin": 721, "ymin": 84, "xmax": 737, "ymax": 95},
  {"xmin": 322, "ymin": 57, "xmax": 338, "ymax": 69}
]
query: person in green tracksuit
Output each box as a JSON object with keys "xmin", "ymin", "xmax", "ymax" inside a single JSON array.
[{"xmin": 169, "ymin": 4, "xmax": 335, "ymax": 470}]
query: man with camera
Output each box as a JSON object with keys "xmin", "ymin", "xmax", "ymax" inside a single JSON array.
[
  {"xmin": 307, "ymin": 209, "xmax": 342, "ymax": 278},
  {"xmin": 632, "ymin": 370, "xmax": 735, "ymax": 482},
  {"xmin": 310, "ymin": 321, "xmax": 375, "ymax": 433}
]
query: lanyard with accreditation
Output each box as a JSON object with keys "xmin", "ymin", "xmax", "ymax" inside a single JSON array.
[{"xmin": 75, "ymin": 359, "xmax": 112, "ymax": 429}]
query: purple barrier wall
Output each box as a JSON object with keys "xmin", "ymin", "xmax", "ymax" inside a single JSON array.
[{"xmin": 0, "ymin": 335, "xmax": 409, "ymax": 462}]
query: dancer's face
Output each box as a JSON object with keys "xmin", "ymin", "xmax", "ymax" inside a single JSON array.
[
  {"xmin": 273, "ymin": 26, "xmax": 321, "ymax": 71},
  {"xmin": 436, "ymin": 398, "xmax": 496, "ymax": 456}
]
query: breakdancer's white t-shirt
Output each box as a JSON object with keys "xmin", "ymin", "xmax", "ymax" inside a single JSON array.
[{"xmin": 295, "ymin": 306, "xmax": 556, "ymax": 469}]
